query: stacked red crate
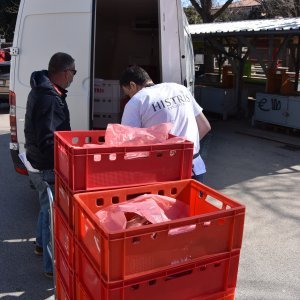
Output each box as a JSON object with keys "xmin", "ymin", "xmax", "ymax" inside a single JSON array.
[
  {"xmin": 72, "ymin": 180, "xmax": 245, "ymax": 300},
  {"xmin": 53, "ymin": 130, "xmax": 194, "ymax": 299}
]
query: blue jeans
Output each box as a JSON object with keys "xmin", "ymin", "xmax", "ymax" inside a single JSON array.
[{"xmin": 28, "ymin": 170, "xmax": 54, "ymax": 273}]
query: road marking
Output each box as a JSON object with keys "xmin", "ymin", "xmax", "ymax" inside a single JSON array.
[
  {"xmin": 0, "ymin": 292, "xmax": 25, "ymax": 297},
  {"xmin": 1, "ymin": 238, "xmax": 35, "ymax": 243}
]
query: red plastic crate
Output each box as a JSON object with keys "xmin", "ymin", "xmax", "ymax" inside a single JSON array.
[
  {"xmin": 56, "ymin": 270, "xmax": 71, "ymax": 300},
  {"xmin": 54, "ymin": 204, "xmax": 74, "ymax": 267},
  {"xmin": 75, "ymin": 241, "xmax": 239, "ymax": 300},
  {"xmin": 54, "ymin": 130, "xmax": 193, "ymax": 193},
  {"xmin": 74, "ymin": 179, "xmax": 245, "ymax": 283},
  {"xmin": 54, "ymin": 241, "xmax": 75, "ymax": 299},
  {"xmin": 75, "ymin": 279, "xmax": 91, "ymax": 300},
  {"xmin": 55, "ymin": 175, "xmax": 75, "ymax": 228}
]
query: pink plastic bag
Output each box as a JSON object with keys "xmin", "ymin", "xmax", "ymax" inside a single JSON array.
[
  {"xmin": 104, "ymin": 123, "xmax": 186, "ymax": 146},
  {"xmin": 82, "ymin": 123, "xmax": 187, "ymax": 160},
  {"xmin": 104, "ymin": 123, "xmax": 172, "ymax": 146},
  {"xmin": 95, "ymin": 194, "xmax": 196, "ymax": 235}
]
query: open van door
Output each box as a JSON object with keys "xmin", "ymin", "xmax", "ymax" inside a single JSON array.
[
  {"xmin": 158, "ymin": 0, "xmax": 194, "ymax": 93},
  {"xmin": 181, "ymin": 13, "xmax": 195, "ymax": 94},
  {"xmin": 158, "ymin": 0, "xmax": 182, "ymax": 84},
  {"xmin": 10, "ymin": 0, "xmax": 94, "ymax": 173}
]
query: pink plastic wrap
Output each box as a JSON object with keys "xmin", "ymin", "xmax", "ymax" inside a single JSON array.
[
  {"xmin": 95, "ymin": 194, "xmax": 196, "ymax": 235},
  {"xmin": 104, "ymin": 123, "xmax": 173, "ymax": 146},
  {"xmin": 82, "ymin": 123, "xmax": 187, "ymax": 160}
]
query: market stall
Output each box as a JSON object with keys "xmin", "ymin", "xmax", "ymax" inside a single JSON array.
[{"xmin": 190, "ymin": 18, "xmax": 300, "ymax": 128}]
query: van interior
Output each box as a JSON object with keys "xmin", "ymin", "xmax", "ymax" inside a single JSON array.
[
  {"xmin": 94, "ymin": 0, "xmax": 160, "ymax": 82},
  {"xmin": 93, "ymin": 0, "xmax": 160, "ymax": 128}
]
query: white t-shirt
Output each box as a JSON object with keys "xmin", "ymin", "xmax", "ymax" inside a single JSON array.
[{"xmin": 121, "ymin": 82, "xmax": 206, "ymax": 175}]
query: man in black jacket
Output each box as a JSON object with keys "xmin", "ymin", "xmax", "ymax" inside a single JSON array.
[{"xmin": 24, "ymin": 52, "xmax": 76, "ymax": 278}]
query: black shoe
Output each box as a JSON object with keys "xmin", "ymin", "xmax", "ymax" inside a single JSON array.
[
  {"xmin": 34, "ymin": 245, "xmax": 43, "ymax": 256},
  {"xmin": 44, "ymin": 272, "xmax": 53, "ymax": 279}
]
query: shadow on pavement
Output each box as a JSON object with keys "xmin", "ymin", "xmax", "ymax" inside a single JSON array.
[
  {"xmin": 203, "ymin": 117, "xmax": 300, "ymax": 191},
  {"xmin": 1, "ymin": 116, "xmax": 300, "ymax": 299}
]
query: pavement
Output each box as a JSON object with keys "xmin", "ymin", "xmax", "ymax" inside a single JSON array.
[
  {"xmin": 203, "ymin": 116, "xmax": 300, "ymax": 300},
  {"xmin": 0, "ymin": 106, "xmax": 299, "ymax": 299}
]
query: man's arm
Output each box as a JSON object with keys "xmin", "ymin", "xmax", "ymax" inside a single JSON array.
[{"xmin": 195, "ymin": 112, "xmax": 211, "ymax": 140}]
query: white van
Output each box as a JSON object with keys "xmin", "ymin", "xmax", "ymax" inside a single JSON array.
[{"xmin": 9, "ymin": 0, "xmax": 194, "ymax": 174}]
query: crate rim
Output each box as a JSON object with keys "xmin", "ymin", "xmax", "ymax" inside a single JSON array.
[
  {"xmin": 54, "ymin": 130, "xmax": 194, "ymax": 155},
  {"xmin": 74, "ymin": 179, "xmax": 245, "ymax": 239},
  {"xmin": 75, "ymin": 239, "xmax": 240, "ymax": 287}
]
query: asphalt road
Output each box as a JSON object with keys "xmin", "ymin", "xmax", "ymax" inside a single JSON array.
[
  {"xmin": 205, "ymin": 118, "xmax": 300, "ymax": 300},
  {"xmin": 0, "ymin": 104, "xmax": 299, "ymax": 299},
  {"xmin": 0, "ymin": 104, "xmax": 54, "ymax": 299}
]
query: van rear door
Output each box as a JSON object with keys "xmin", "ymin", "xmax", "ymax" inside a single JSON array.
[
  {"xmin": 12, "ymin": 0, "xmax": 93, "ymax": 154},
  {"xmin": 182, "ymin": 13, "xmax": 195, "ymax": 94},
  {"xmin": 158, "ymin": 0, "xmax": 182, "ymax": 84},
  {"xmin": 158, "ymin": 0, "xmax": 194, "ymax": 93}
]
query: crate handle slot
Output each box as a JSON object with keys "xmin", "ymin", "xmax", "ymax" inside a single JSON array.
[
  {"xmin": 169, "ymin": 150, "xmax": 177, "ymax": 157},
  {"xmin": 165, "ymin": 269, "xmax": 193, "ymax": 281},
  {"xmin": 96, "ymin": 198, "xmax": 104, "ymax": 206},
  {"xmin": 94, "ymin": 154, "xmax": 101, "ymax": 162},
  {"xmin": 72, "ymin": 137, "xmax": 79, "ymax": 145},
  {"xmin": 158, "ymin": 190, "xmax": 165, "ymax": 195},
  {"xmin": 112, "ymin": 196, "xmax": 119, "ymax": 204},
  {"xmin": 202, "ymin": 221, "xmax": 211, "ymax": 227},
  {"xmin": 131, "ymin": 284, "xmax": 140, "ymax": 290},
  {"xmin": 109, "ymin": 153, "xmax": 117, "ymax": 161},
  {"xmin": 199, "ymin": 265, "xmax": 207, "ymax": 271},
  {"xmin": 85, "ymin": 136, "xmax": 92, "ymax": 143},
  {"xmin": 148, "ymin": 279, "xmax": 157, "ymax": 286},
  {"xmin": 98, "ymin": 136, "xmax": 105, "ymax": 143},
  {"xmin": 124, "ymin": 151, "xmax": 150, "ymax": 160},
  {"xmin": 205, "ymin": 196, "xmax": 230, "ymax": 210},
  {"xmin": 156, "ymin": 152, "xmax": 163, "ymax": 157},
  {"xmin": 168, "ymin": 224, "xmax": 196, "ymax": 236},
  {"xmin": 151, "ymin": 232, "xmax": 158, "ymax": 240},
  {"xmin": 132, "ymin": 237, "xmax": 141, "ymax": 244},
  {"xmin": 171, "ymin": 187, "xmax": 178, "ymax": 195}
]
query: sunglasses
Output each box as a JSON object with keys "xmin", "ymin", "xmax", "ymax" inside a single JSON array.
[{"xmin": 65, "ymin": 69, "xmax": 77, "ymax": 75}]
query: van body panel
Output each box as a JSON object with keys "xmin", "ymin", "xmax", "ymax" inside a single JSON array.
[{"xmin": 11, "ymin": 0, "xmax": 93, "ymax": 154}]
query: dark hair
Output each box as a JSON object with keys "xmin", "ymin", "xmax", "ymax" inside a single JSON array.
[
  {"xmin": 48, "ymin": 52, "xmax": 75, "ymax": 75},
  {"xmin": 120, "ymin": 65, "xmax": 152, "ymax": 87}
]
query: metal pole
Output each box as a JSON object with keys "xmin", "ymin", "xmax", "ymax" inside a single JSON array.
[{"xmin": 47, "ymin": 186, "xmax": 56, "ymax": 299}]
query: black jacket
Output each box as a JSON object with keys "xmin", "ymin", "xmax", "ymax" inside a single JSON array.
[{"xmin": 24, "ymin": 70, "xmax": 71, "ymax": 170}]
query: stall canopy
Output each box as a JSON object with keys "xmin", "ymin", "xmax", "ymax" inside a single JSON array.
[
  {"xmin": 189, "ymin": 18, "xmax": 300, "ymax": 37},
  {"xmin": 189, "ymin": 17, "xmax": 300, "ymax": 114}
]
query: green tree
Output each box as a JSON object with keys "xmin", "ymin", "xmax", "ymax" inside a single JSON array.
[
  {"xmin": 0, "ymin": 0, "xmax": 20, "ymax": 42},
  {"xmin": 189, "ymin": 0, "xmax": 234, "ymax": 23},
  {"xmin": 185, "ymin": 1, "xmax": 234, "ymax": 73},
  {"xmin": 184, "ymin": 6, "xmax": 202, "ymax": 24}
]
